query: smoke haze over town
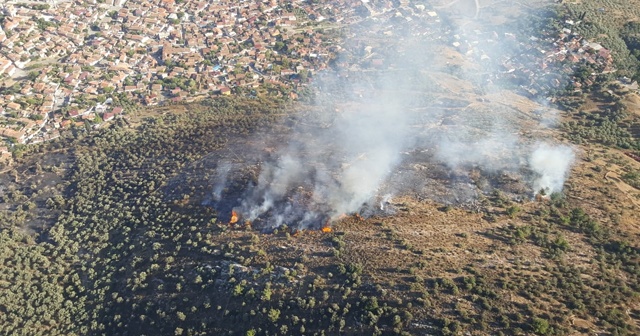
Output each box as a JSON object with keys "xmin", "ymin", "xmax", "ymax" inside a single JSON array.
[{"xmin": 209, "ymin": 0, "xmax": 576, "ymax": 230}]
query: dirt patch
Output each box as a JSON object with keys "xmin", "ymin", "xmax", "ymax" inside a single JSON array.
[
  {"xmin": 605, "ymin": 170, "xmax": 640, "ymax": 207},
  {"xmin": 623, "ymin": 92, "xmax": 640, "ymax": 117}
]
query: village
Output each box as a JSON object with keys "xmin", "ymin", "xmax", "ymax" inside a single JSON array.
[
  {"xmin": 0, "ymin": 0, "xmax": 627, "ymax": 166},
  {"xmin": 0, "ymin": 0, "xmax": 372, "ymax": 154}
]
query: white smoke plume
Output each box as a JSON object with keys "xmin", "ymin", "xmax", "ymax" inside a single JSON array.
[
  {"xmin": 233, "ymin": 82, "xmax": 417, "ymax": 228},
  {"xmin": 208, "ymin": 2, "xmax": 576, "ymax": 229},
  {"xmin": 210, "ymin": 162, "xmax": 232, "ymax": 201},
  {"xmin": 435, "ymin": 131, "xmax": 521, "ymax": 172},
  {"xmin": 529, "ymin": 143, "xmax": 575, "ymax": 195}
]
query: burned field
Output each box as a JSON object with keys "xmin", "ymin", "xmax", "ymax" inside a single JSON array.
[{"xmin": 163, "ymin": 75, "xmax": 555, "ymax": 234}]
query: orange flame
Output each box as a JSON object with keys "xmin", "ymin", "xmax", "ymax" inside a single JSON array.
[
  {"xmin": 321, "ymin": 226, "xmax": 332, "ymax": 233},
  {"xmin": 230, "ymin": 210, "xmax": 239, "ymax": 224}
]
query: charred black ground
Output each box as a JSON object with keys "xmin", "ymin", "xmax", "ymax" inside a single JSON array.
[{"xmin": 163, "ymin": 91, "xmax": 547, "ymax": 231}]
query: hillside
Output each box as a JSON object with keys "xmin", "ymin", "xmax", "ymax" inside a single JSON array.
[
  {"xmin": 0, "ymin": 91, "xmax": 637, "ymax": 335},
  {"xmin": 0, "ymin": 1, "xmax": 640, "ymax": 336}
]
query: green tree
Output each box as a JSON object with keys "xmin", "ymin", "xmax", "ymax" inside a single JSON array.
[
  {"xmin": 506, "ymin": 205, "xmax": 521, "ymax": 218},
  {"xmin": 267, "ymin": 309, "xmax": 280, "ymax": 323},
  {"xmin": 261, "ymin": 283, "xmax": 272, "ymax": 301},
  {"xmin": 27, "ymin": 71, "xmax": 40, "ymax": 81},
  {"xmin": 531, "ymin": 317, "xmax": 550, "ymax": 335}
]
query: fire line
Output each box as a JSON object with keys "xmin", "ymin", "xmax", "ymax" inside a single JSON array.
[{"xmin": 230, "ymin": 210, "xmax": 239, "ymax": 224}]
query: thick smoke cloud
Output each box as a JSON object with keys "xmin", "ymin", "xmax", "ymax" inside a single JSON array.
[
  {"xmin": 210, "ymin": 1, "xmax": 576, "ymax": 229},
  {"xmin": 529, "ymin": 143, "xmax": 575, "ymax": 195},
  {"xmin": 231, "ymin": 80, "xmax": 418, "ymax": 228},
  {"xmin": 435, "ymin": 132, "xmax": 521, "ymax": 172}
]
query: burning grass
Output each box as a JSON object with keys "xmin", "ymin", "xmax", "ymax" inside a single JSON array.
[
  {"xmin": 161, "ymin": 77, "xmax": 570, "ymax": 234},
  {"xmin": 173, "ymin": 130, "xmax": 556, "ymax": 233},
  {"xmin": 229, "ymin": 210, "xmax": 239, "ymax": 224}
]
